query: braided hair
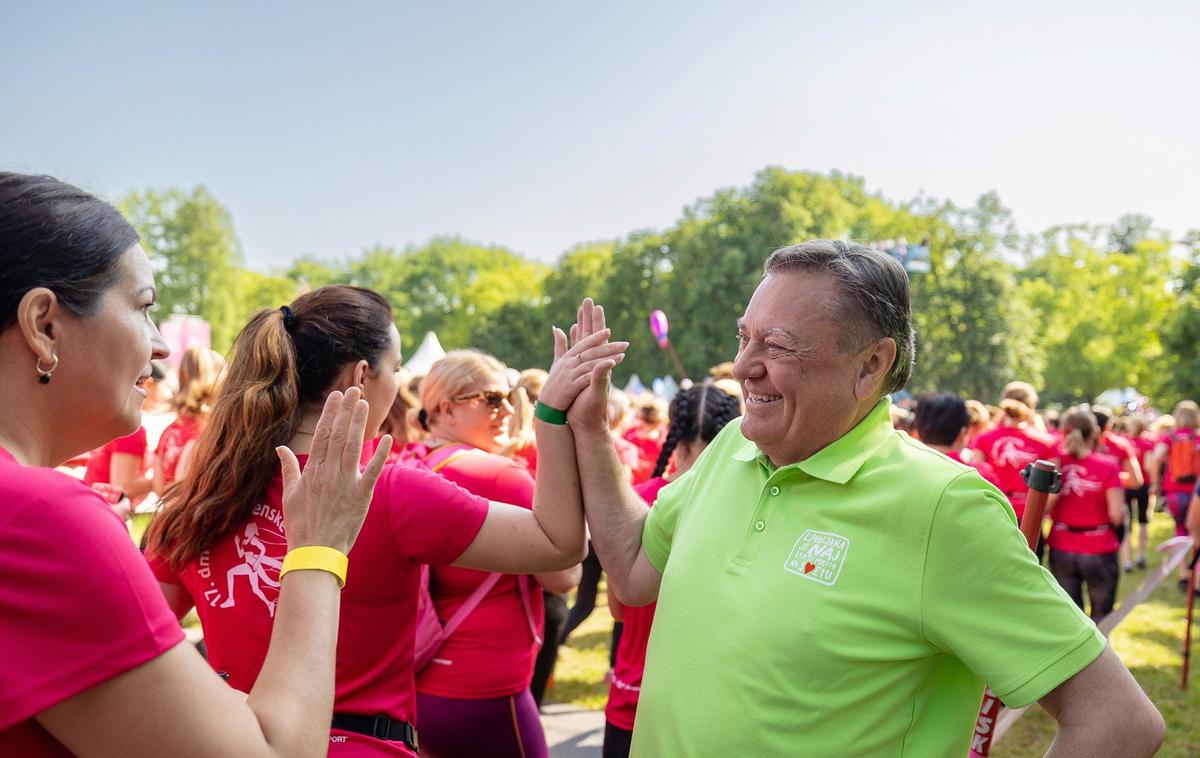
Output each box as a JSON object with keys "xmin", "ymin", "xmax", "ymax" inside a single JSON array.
[{"xmin": 651, "ymin": 384, "xmax": 742, "ymax": 479}]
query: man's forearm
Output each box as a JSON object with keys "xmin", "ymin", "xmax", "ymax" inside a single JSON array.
[{"xmin": 574, "ymin": 426, "xmax": 650, "ymax": 593}]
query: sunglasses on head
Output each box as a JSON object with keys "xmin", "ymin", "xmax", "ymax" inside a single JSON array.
[{"xmin": 452, "ymin": 390, "xmax": 513, "ymax": 411}]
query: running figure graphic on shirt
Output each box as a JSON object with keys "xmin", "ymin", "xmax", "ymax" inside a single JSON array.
[
  {"xmin": 1059, "ymin": 463, "xmax": 1102, "ymax": 498},
  {"xmin": 219, "ymin": 523, "xmax": 283, "ymax": 617},
  {"xmin": 991, "ymin": 436, "xmax": 1040, "ymax": 470}
]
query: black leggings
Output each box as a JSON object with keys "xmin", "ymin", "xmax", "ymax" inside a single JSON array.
[
  {"xmin": 562, "ymin": 544, "xmax": 602, "ymax": 641},
  {"xmin": 530, "ymin": 592, "xmax": 569, "ymax": 706},
  {"xmin": 1048, "ymin": 549, "xmax": 1119, "ymax": 622},
  {"xmin": 603, "ymin": 722, "xmax": 634, "ymax": 758}
]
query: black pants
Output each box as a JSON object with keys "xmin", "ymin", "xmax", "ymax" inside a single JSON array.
[
  {"xmin": 603, "ymin": 722, "xmax": 634, "ymax": 758},
  {"xmin": 1124, "ymin": 485, "xmax": 1150, "ymax": 524},
  {"xmin": 530, "ymin": 592, "xmax": 569, "ymax": 706},
  {"xmin": 562, "ymin": 544, "xmax": 602, "ymax": 642},
  {"xmin": 1049, "ymin": 549, "xmax": 1119, "ymax": 622}
]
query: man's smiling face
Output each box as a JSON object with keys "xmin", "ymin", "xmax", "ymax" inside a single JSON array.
[{"xmin": 732, "ymin": 269, "xmax": 877, "ymax": 467}]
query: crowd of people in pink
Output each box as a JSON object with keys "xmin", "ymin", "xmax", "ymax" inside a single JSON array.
[{"xmin": 3, "ymin": 172, "xmax": 1192, "ymax": 757}]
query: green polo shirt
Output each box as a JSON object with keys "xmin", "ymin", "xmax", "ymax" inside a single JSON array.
[{"xmin": 635, "ymin": 397, "xmax": 1105, "ymax": 757}]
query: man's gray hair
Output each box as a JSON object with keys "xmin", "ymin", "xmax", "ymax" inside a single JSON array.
[{"xmin": 763, "ymin": 240, "xmax": 915, "ymax": 394}]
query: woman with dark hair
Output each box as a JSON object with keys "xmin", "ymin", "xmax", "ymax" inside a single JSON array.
[
  {"xmin": 913, "ymin": 393, "xmax": 1001, "ymax": 489},
  {"xmin": 0, "ymin": 172, "xmax": 385, "ymax": 757},
  {"xmin": 148, "ymin": 288, "xmax": 614, "ymax": 756},
  {"xmin": 603, "ymin": 384, "xmax": 741, "ymax": 758},
  {"xmin": 1046, "ymin": 407, "xmax": 1126, "ymax": 622}
]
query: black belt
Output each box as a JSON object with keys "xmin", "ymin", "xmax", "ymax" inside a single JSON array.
[{"xmin": 331, "ymin": 713, "xmax": 418, "ymax": 752}]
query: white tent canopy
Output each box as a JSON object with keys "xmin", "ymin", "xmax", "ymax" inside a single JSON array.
[{"xmin": 404, "ymin": 331, "xmax": 445, "ymax": 376}]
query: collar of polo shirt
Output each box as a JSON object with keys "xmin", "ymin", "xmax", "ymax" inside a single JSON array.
[{"xmin": 732, "ymin": 395, "xmax": 894, "ymax": 484}]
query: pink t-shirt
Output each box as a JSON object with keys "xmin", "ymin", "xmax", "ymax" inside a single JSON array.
[
  {"xmin": 0, "ymin": 447, "xmax": 183, "ymax": 757},
  {"xmin": 411, "ymin": 444, "xmax": 546, "ymax": 699},
  {"xmin": 149, "ymin": 460, "xmax": 488, "ymax": 757},
  {"xmin": 83, "ymin": 426, "xmax": 148, "ymax": 486},
  {"xmin": 945, "ymin": 449, "xmax": 1003, "ymax": 491},
  {"xmin": 622, "ymin": 426, "xmax": 664, "ymax": 485},
  {"xmin": 155, "ymin": 416, "xmax": 201, "ymax": 487},
  {"xmin": 1049, "ymin": 453, "xmax": 1122, "ymax": 554},
  {"xmin": 970, "ymin": 426, "xmax": 1057, "ymax": 518},
  {"xmin": 606, "ymin": 476, "xmax": 668, "ymax": 731},
  {"xmin": 1126, "ymin": 433, "xmax": 1157, "ymax": 479}
]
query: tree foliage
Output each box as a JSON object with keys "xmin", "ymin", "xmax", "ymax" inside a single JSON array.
[
  {"xmin": 118, "ymin": 171, "xmax": 1196, "ymax": 410},
  {"xmin": 119, "ymin": 187, "xmax": 245, "ymax": 351}
]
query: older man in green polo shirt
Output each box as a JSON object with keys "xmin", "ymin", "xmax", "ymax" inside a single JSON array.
[{"xmin": 549, "ymin": 241, "xmax": 1163, "ymax": 756}]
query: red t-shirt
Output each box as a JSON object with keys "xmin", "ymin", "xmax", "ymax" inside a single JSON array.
[
  {"xmin": 514, "ymin": 442, "xmax": 538, "ymax": 476},
  {"xmin": 970, "ymin": 426, "xmax": 1057, "ymax": 518},
  {"xmin": 622, "ymin": 426, "xmax": 664, "ymax": 485},
  {"xmin": 605, "ymin": 476, "xmax": 669, "ymax": 731},
  {"xmin": 612, "ymin": 433, "xmax": 641, "ymax": 480},
  {"xmin": 410, "ymin": 444, "xmax": 546, "ymax": 699},
  {"xmin": 83, "ymin": 426, "xmax": 148, "ymax": 486},
  {"xmin": 1125, "ymin": 433, "xmax": 1157, "ymax": 480},
  {"xmin": 155, "ymin": 416, "xmax": 201, "ymax": 487},
  {"xmin": 149, "ymin": 460, "xmax": 488, "ymax": 757},
  {"xmin": 1159, "ymin": 430, "xmax": 1200, "ymax": 494},
  {"xmin": 0, "ymin": 447, "xmax": 183, "ymax": 757},
  {"xmin": 1048, "ymin": 453, "xmax": 1122, "ymax": 554},
  {"xmin": 945, "ymin": 449, "xmax": 1003, "ymax": 491}
]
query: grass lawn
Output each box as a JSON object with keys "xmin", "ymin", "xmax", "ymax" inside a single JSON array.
[{"xmin": 545, "ymin": 512, "xmax": 1200, "ymax": 755}]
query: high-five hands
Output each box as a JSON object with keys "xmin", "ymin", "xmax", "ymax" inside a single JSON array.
[{"xmin": 538, "ymin": 298, "xmax": 627, "ymax": 430}]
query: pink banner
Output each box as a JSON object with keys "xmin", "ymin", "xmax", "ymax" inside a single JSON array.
[{"xmin": 158, "ymin": 315, "xmax": 211, "ymax": 369}]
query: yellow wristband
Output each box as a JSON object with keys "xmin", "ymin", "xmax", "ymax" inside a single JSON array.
[{"xmin": 280, "ymin": 546, "xmax": 349, "ymax": 589}]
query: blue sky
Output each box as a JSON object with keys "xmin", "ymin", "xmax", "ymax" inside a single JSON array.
[{"xmin": 3, "ymin": 1, "xmax": 1197, "ymax": 269}]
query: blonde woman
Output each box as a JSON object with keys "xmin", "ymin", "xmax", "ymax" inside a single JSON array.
[
  {"xmin": 410, "ymin": 350, "xmax": 581, "ymax": 758},
  {"xmin": 154, "ymin": 346, "xmax": 224, "ymax": 491}
]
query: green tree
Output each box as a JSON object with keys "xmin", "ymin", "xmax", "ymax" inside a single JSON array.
[
  {"xmin": 346, "ymin": 237, "xmax": 548, "ymax": 354},
  {"xmin": 1159, "ymin": 231, "xmax": 1200, "ymax": 404},
  {"xmin": 119, "ymin": 187, "xmax": 245, "ymax": 351},
  {"xmin": 1021, "ymin": 235, "xmax": 1175, "ymax": 405}
]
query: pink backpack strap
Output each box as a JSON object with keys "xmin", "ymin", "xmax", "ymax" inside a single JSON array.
[
  {"xmin": 439, "ymin": 571, "xmax": 503, "ymax": 640},
  {"xmin": 516, "ymin": 575, "xmax": 543, "ymax": 646}
]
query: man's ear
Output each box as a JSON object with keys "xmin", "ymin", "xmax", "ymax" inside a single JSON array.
[
  {"xmin": 855, "ymin": 337, "xmax": 897, "ymax": 400},
  {"xmin": 16, "ymin": 287, "xmax": 62, "ymax": 364}
]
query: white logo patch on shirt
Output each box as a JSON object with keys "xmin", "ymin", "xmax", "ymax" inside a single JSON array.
[{"xmin": 785, "ymin": 529, "xmax": 850, "ymax": 586}]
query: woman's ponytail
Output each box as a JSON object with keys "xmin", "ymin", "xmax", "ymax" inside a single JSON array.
[
  {"xmin": 149, "ymin": 309, "xmax": 302, "ymax": 569},
  {"xmin": 148, "ymin": 286, "xmax": 393, "ymax": 569}
]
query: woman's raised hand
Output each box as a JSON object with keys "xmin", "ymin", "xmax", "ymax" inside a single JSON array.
[
  {"xmin": 276, "ymin": 386, "xmax": 391, "ymax": 555},
  {"xmin": 538, "ymin": 297, "xmax": 628, "ymax": 424}
]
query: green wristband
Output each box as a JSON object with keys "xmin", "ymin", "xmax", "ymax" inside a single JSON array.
[{"xmin": 535, "ymin": 401, "xmax": 568, "ymax": 425}]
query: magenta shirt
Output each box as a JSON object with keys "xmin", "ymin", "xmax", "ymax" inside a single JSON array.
[
  {"xmin": 0, "ymin": 447, "xmax": 183, "ymax": 757},
  {"xmin": 149, "ymin": 460, "xmax": 488, "ymax": 756}
]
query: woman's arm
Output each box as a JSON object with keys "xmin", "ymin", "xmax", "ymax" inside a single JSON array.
[
  {"xmin": 37, "ymin": 388, "xmax": 391, "ymax": 758},
  {"xmin": 110, "ymin": 452, "xmax": 153, "ymax": 499},
  {"xmin": 158, "ymin": 581, "xmax": 195, "ymax": 621},
  {"xmin": 535, "ymin": 563, "xmax": 582, "ymax": 594},
  {"xmin": 1119, "ymin": 454, "xmax": 1144, "ymax": 490},
  {"xmin": 455, "ymin": 327, "xmax": 625, "ymax": 574},
  {"xmin": 1106, "ymin": 487, "xmax": 1127, "ymax": 527}
]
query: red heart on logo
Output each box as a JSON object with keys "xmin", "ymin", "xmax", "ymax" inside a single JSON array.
[{"xmin": 804, "ymin": 562, "xmax": 816, "ymax": 574}]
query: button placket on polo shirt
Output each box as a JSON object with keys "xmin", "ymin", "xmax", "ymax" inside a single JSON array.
[{"xmin": 730, "ymin": 468, "xmax": 790, "ymax": 568}]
